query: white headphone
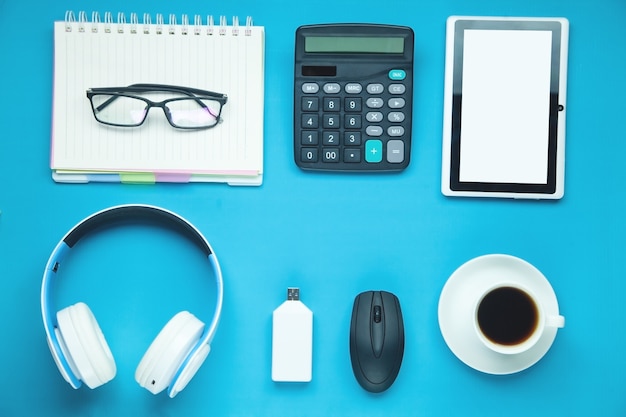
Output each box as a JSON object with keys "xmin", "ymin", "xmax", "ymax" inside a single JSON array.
[{"xmin": 40, "ymin": 204, "xmax": 224, "ymax": 398}]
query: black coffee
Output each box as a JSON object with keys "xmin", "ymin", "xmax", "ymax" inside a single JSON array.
[{"xmin": 477, "ymin": 286, "xmax": 538, "ymax": 346}]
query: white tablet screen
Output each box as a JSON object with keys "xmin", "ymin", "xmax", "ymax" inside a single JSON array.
[{"xmin": 460, "ymin": 29, "xmax": 552, "ymax": 184}]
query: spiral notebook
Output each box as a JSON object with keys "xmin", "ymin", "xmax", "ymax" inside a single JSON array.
[{"xmin": 51, "ymin": 11, "xmax": 265, "ymax": 185}]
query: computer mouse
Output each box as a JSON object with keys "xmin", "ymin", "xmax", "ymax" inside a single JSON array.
[{"xmin": 349, "ymin": 290, "xmax": 404, "ymax": 393}]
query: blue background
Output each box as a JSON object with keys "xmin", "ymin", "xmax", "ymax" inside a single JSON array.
[{"xmin": 1, "ymin": 0, "xmax": 625, "ymax": 416}]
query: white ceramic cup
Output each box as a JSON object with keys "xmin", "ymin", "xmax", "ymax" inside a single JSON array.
[{"xmin": 474, "ymin": 283, "xmax": 565, "ymax": 355}]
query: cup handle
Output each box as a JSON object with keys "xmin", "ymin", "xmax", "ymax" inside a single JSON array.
[{"xmin": 546, "ymin": 314, "xmax": 565, "ymax": 328}]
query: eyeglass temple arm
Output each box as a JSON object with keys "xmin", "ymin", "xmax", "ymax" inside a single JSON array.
[{"xmin": 130, "ymin": 84, "xmax": 227, "ymax": 100}]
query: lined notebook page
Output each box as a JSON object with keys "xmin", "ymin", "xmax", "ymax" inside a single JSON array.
[{"xmin": 51, "ymin": 14, "xmax": 264, "ymax": 175}]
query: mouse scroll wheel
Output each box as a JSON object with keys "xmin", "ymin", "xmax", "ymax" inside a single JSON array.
[{"xmin": 373, "ymin": 305, "xmax": 382, "ymax": 323}]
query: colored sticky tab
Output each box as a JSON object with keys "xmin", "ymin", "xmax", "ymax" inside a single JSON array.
[
  {"xmin": 389, "ymin": 69, "xmax": 406, "ymax": 80},
  {"xmin": 155, "ymin": 173, "xmax": 192, "ymax": 183},
  {"xmin": 120, "ymin": 173, "xmax": 156, "ymax": 184}
]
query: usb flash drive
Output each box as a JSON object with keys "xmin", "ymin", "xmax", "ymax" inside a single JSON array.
[{"xmin": 271, "ymin": 287, "xmax": 313, "ymax": 382}]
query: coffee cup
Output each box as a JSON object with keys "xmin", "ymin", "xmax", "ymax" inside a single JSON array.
[{"xmin": 474, "ymin": 283, "xmax": 564, "ymax": 355}]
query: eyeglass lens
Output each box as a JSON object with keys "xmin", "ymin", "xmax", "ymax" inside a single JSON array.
[{"xmin": 90, "ymin": 94, "xmax": 222, "ymax": 128}]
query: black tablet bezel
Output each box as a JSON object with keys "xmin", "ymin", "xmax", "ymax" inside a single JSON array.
[{"xmin": 447, "ymin": 19, "xmax": 565, "ymax": 195}]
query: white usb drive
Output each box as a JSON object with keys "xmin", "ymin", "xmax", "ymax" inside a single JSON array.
[{"xmin": 271, "ymin": 287, "xmax": 313, "ymax": 382}]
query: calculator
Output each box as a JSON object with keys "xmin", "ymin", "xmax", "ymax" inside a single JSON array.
[{"xmin": 294, "ymin": 24, "xmax": 414, "ymax": 172}]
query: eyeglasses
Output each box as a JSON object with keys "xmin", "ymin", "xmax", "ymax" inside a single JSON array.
[{"xmin": 86, "ymin": 84, "xmax": 228, "ymax": 129}]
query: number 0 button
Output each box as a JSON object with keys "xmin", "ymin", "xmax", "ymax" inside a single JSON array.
[{"xmin": 301, "ymin": 148, "xmax": 318, "ymax": 162}]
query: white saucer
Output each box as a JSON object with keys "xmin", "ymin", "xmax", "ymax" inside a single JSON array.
[{"xmin": 438, "ymin": 254, "xmax": 563, "ymax": 375}]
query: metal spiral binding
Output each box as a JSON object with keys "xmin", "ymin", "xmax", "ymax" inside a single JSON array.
[
  {"xmin": 77, "ymin": 11, "xmax": 87, "ymax": 33},
  {"xmin": 117, "ymin": 12, "xmax": 126, "ymax": 33},
  {"xmin": 206, "ymin": 15, "xmax": 215, "ymax": 36},
  {"xmin": 168, "ymin": 14, "xmax": 177, "ymax": 35},
  {"xmin": 232, "ymin": 16, "xmax": 240, "ymax": 36},
  {"xmin": 155, "ymin": 14, "xmax": 164, "ymax": 35},
  {"xmin": 90, "ymin": 12, "xmax": 99, "ymax": 33},
  {"xmin": 64, "ymin": 10, "xmax": 74, "ymax": 32},
  {"xmin": 142, "ymin": 13, "xmax": 151, "ymax": 34},
  {"xmin": 129, "ymin": 13, "xmax": 138, "ymax": 34},
  {"xmin": 103, "ymin": 12, "xmax": 112, "ymax": 34},
  {"xmin": 62, "ymin": 11, "xmax": 257, "ymax": 36},
  {"xmin": 245, "ymin": 17, "xmax": 254, "ymax": 36},
  {"xmin": 181, "ymin": 14, "xmax": 189, "ymax": 35},
  {"xmin": 219, "ymin": 16, "xmax": 228, "ymax": 36},
  {"xmin": 193, "ymin": 15, "xmax": 202, "ymax": 36}
]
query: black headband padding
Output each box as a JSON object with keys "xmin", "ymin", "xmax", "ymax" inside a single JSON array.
[{"xmin": 63, "ymin": 205, "xmax": 212, "ymax": 256}]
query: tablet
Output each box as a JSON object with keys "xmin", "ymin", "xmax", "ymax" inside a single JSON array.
[{"xmin": 441, "ymin": 16, "xmax": 569, "ymax": 199}]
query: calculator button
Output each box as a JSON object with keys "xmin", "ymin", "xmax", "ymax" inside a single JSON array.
[
  {"xmin": 366, "ymin": 112, "xmax": 384, "ymax": 123},
  {"xmin": 324, "ymin": 98, "xmax": 341, "ymax": 112},
  {"xmin": 388, "ymin": 112, "xmax": 405, "ymax": 123},
  {"xmin": 345, "ymin": 98, "xmax": 362, "ymax": 112},
  {"xmin": 302, "ymin": 83, "xmax": 319, "ymax": 94},
  {"xmin": 389, "ymin": 84, "xmax": 406, "ymax": 94},
  {"xmin": 301, "ymin": 97, "xmax": 318, "ymax": 112},
  {"xmin": 302, "ymin": 114, "xmax": 319, "ymax": 128},
  {"xmin": 323, "ymin": 131, "xmax": 340, "ymax": 145},
  {"xmin": 344, "ymin": 148, "xmax": 361, "ymax": 163},
  {"xmin": 387, "ymin": 140, "xmax": 404, "ymax": 163},
  {"xmin": 366, "ymin": 98, "xmax": 384, "ymax": 109},
  {"xmin": 388, "ymin": 69, "xmax": 406, "ymax": 81},
  {"xmin": 345, "ymin": 115, "xmax": 361, "ymax": 129},
  {"xmin": 388, "ymin": 98, "xmax": 405, "ymax": 109},
  {"xmin": 366, "ymin": 83, "xmax": 384, "ymax": 94},
  {"xmin": 345, "ymin": 83, "xmax": 363, "ymax": 94},
  {"xmin": 388, "ymin": 126, "xmax": 405, "ymax": 137},
  {"xmin": 301, "ymin": 148, "xmax": 318, "ymax": 162},
  {"xmin": 323, "ymin": 83, "xmax": 341, "ymax": 94},
  {"xmin": 301, "ymin": 131, "xmax": 319, "ymax": 145},
  {"xmin": 323, "ymin": 114, "xmax": 340, "ymax": 128},
  {"xmin": 322, "ymin": 148, "xmax": 340, "ymax": 162},
  {"xmin": 365, "ymin": 140, "xmax": 383, "ymax": 163},
  {"xmin": 344, "ymin": 131, "xmax": 362, "ymax": 145},
  {"xmin": 366, "ymin": 126, "xmax": 383, "ymax": 136}
]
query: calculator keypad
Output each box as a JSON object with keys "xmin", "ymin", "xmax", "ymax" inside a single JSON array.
[{"xmin": 296, "ymin": 70, "xmax": 411, "ymax": 172}]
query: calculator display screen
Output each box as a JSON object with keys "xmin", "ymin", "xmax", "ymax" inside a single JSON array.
[{"xmin": 304, "ymin": 36, "xmax": 404, "ymax": 54}]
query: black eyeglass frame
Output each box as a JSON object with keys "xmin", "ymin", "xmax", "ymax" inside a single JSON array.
[{"xmin": 86, "ymin": 83, "xmax": 228, "ymax": 130}]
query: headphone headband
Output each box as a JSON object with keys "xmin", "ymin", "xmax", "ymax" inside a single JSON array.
[
  {"xmin": 62, "ymin": 205, "xmax": 212, "ymax": 256},
  {"xmin": 41, "ymin": 204, "xmax": 224, "ymax": 397}
]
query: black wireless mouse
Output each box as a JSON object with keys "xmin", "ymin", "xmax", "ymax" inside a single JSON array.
[{"xmin": 349, "ymin": 290, "xmax": 404, "ymax": 393}]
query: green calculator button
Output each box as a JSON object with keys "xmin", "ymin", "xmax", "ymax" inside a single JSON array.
[
  {"xmin": 389, "ymin": 69, "xmax": 406, "ymax": 80},
  {"xmin": 365, "ymin": 140, "xmax": 383, "ymax": 163}
]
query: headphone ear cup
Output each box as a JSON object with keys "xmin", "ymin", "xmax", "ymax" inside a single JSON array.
[
  {"xmin": 56, "ymin": 302, "xmax": 117, "ymax": 389},
  {"xmin": 135, "ymin": 311, "xmax": 205, "ymax": 395}
]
